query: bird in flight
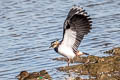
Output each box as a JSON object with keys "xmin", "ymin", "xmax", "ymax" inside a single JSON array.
[{"xmin": 50, "ymin": 5, "xmax": 92, "ymax": 67}]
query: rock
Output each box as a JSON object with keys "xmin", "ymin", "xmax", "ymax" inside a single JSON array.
[
  {"xmin": 104, "ymin": 47, "xmax": 120, "ymax": 56},
  {"xmin": 56, "ymin": 55, "xmax": 120, "ymax": 80}
]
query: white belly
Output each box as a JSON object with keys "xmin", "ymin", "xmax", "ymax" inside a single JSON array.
[{"xmin": 58, "ymin": 45, "xmax": 76, "ymax": 59}]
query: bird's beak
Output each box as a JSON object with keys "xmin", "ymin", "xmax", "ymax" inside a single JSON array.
[
  {"xmin": 16, "ymin": 75, "xmax": 20, "ymax": 79},
  {"xmin": 49, "ymin": 45, "xmax": 52, "ymax": 48}
]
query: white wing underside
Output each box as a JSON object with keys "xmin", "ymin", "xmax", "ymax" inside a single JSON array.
[
  {"xmin": 58, "ymin": 29, "xmax": 76, "ymax": 59},
  {"xmin": 62, "ymin": 29, "xmax": 76, "ymax": 48}
]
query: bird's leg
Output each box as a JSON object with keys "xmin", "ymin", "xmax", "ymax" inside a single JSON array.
[{"xmin": 67, "ymin": 58, "xmax": 70, "ymax": 67}]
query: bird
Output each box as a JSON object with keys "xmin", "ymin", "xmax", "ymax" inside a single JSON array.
[
  {"xmin": 50, "ymin": 5, "xmax": 92, "ymax": 67},
  {"xmin": 16, "ymin": 70, "xmax": 51, "ymax": 80}
]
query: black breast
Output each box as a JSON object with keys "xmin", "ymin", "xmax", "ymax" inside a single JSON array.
[{"xmin": 54, "ymin": 47, "xmax": 58, "ymax": 53}]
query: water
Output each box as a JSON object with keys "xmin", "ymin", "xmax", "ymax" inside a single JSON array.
[{"xmin": 0, "ymin": 0, "xmax": 120, "ymax": 80}]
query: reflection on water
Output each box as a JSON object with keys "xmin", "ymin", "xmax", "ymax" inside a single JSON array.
[{"xmin": 0, "ymin": 0, "xmax": 120, "ymax": 80}]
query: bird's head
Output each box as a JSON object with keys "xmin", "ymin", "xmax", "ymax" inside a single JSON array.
[
  {"xmin": 16, "ymin": 71, "xmax": 29, "ymax": 80},
  {"xmin": 50, "ymin": 40, "xmax": 60, "ymax": 48}
]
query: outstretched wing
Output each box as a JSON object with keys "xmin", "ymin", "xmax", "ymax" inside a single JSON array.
[{"xmin": 61, "ymin": 6, "xmax": 92, "ymax": 53}]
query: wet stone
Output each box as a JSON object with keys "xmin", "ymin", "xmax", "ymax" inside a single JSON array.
[
  {"xmin": 55, "ymin": 55, "xmax": 120, "ymax": 80},
  {"xmin": 104, "ymin": 47, "xmax": 120, "ymax": 56}
]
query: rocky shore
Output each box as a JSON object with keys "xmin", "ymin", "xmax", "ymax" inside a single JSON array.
[{"xmin": 17, "ymin": 47, "xmax": 120, "ymax": 80}]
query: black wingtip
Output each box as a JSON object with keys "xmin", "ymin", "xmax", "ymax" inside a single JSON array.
[
  {"xmin": 67, "ymin": 5, "xmax": 92, "ymax": 31},
  {"xmin": 71, "ymin": 6, "xmax": 87, "ymax": 15},
  {"xmin": 71, "ymin": 6, "xmax": 92, "ymax": 22}
]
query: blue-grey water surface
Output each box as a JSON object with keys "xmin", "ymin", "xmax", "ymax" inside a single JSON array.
[{"xmin": 0, "ymin": 0, "xmax": 120, "ymax": 80}]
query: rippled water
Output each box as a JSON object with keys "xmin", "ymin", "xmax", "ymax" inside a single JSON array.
[{"xmin": 0, "ymin": 0, "xmax": 120, "ymax": 80}]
